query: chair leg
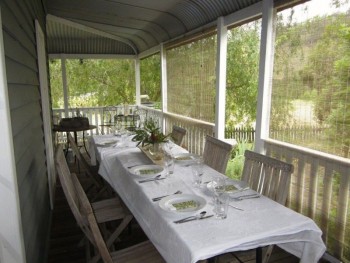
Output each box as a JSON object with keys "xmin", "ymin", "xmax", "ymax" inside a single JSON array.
[
  {"xmin": 262, "ymin": 245, "xmax": 274, "ymax": 263},
  {"xmin": 230, "ymin": 252, "xmax": 244, "ymax": 263},
  {"xmin": 105, "ymin": 214, "xmax": 134, "ymax": 248}
]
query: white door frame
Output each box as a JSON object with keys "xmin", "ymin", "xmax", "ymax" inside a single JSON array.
[
  {"xmin": 0, "ymin": 8, "xmax": 26, "ymax": 263},
  {"xmin": 35, "ymin": 20, "xmax": 56, "ymax": 209}
]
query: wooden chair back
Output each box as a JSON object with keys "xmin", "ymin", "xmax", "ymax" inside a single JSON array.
[
  {"xmin": 54, "ymin": 145, "xmax": 96, "ymax": 244},
  {"xmin": 241, "ymin": 150, "xmax": 294, "ymax": 205},
  {"xmin": 67, "ymin": 133, "xmax": 103, "ymax": 187},
  {"xmin": 71, "ymin": 173, "xmax": 115, "ymax": 263},
  {"xmin": 171, "ymin": 125, "xmax": 186, "ymax": 146},
  {"xmin": 55, "ymin": 145, "xmax": 116, "ymax": 262},
  {"xmin": 202, "ymin": 135, "xmax": 234, "ymax": 174}
]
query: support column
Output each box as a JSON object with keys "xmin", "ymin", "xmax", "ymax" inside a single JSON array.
[
  {"xmin": 254, "ymin": 0, "xmax": 275, "ymax": 154},
  {"xmin": 61, "ymin": 56, "xmax": 69, "ymax": 116},
  {"xmin": 214, "ymin": 17, "xmax": 228, "ymax": 140},
  {"xmin": 135, "ymin": 57, "xmax": 141, "ymax": 105},
  {"xmin": 160, "ymin": 44, "xmax": 168, "ymax": 132}
]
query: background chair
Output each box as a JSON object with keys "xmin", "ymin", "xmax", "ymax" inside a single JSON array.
[
  {"xmin": 133, "ymin": 108, "xmax": 147, "ymax": 128},
  {"xmin": 55, "ymin": 145, "xmax": 133, "ymax": 251},
  {"xmin": 100, "ymin": 106, "xmax": 117, "ymax": 134},
  {"xmin": 241, "ymin": 150, "xmax": 293, "ymax": 205},
  {"xmin": 67, "ymin": 133, "xmax": 112, "ymax": 200},
  {"xmin": 55, "ymin": 145, "xmax": 164, "ymax": 263},
  {"xmin": 229, "ymin": 150, "xmax": 294, "ymax": 263},
  {"xmin": 171, "ymin": 125, "xmax": 186, "ymax": 146},
  {"xmin": 202, "ymin": 135, "xmax": 234, "ymax": 174}
]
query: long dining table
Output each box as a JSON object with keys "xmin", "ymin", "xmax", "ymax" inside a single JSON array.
[{"xmin": 89, "ymin": 134, "xmax": 326, "ymax": 263}]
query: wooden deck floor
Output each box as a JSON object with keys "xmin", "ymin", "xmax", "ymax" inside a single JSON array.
[{"xmin": 47, "ymin": 159, "xmax": 302, "ymax": 263}]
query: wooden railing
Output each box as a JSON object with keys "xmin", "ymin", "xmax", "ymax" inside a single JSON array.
[
  {"xmin": 52, "ymin": 105, "xmax": 214, "ymax": 155},
  {"xmin": 265, "ymin": 139, "xmax": 350, "ymax": 262}
]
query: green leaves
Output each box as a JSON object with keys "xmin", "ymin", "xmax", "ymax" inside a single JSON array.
[{"xmin": 131, "ymin": 118, "xmax": 169, "ymax": 147}]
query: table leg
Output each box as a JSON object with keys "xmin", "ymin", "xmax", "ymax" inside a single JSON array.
[
  {"xmin": 83, "ymin": 131, "xmax": 91, "ymax": 157},
  {"xmin": 256, "ymin": 247, "xmax": 262, "ymax": 263}
]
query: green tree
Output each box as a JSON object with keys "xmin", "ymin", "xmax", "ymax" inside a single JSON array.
[
  {"xmin": 50, "ymin": 59, "xmax": 135, "ymax": 108},
  {"xmin": 324, "ymin": 21, "xmax": 350, "ymax": 157},
  {"xmin": 226, "ymin": 21, "xmax": 261, "ymax": 127},
  {"xmin": 49, "ymin": 59, "xmax": 63, "ymax": 108},
  {"xmin": 140, "ymin": 54, "xmax": 161, "ymax": 104},
  {"xmin": 298, "ymin": 12, "xmax": 350, "ymax": 157}
]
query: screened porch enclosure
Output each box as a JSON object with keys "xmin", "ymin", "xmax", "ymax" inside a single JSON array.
[{"xmin": 48, "ymin": 0, "xmax": 350, "ymax": 262}]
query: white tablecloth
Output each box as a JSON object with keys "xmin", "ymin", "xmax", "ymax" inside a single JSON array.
[{"xmin": 90, "ymin": 135, "xmax": 326, "ymax": 263}]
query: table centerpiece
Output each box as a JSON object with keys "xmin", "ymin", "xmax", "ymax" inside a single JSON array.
[{"xmin": 132, "ymin": 118, "xmax": 169, "ymax": 159}]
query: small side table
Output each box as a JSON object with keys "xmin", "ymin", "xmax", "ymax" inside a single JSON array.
[{"xmin": 53, "ymin": 124, "xmax": 97, "ymax": 156}]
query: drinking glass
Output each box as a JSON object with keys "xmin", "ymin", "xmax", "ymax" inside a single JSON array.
[
  {"xmin": 214, "ymin": 193, "xmax": 229, "ymax": 219},
  {"xmin": 213, "ymin": 177, "xmax": 226, "ymax": 197},
  {"xmin": 191, "ymin": 164, "xmax": 202, "ymax": 187},
  {"xmin": 163, "ymin": 141, "xmax": 174, "ymax": 156},
  {"xmin": 164, "ymin": 155, "xmax": 175, "ymax": 177}
]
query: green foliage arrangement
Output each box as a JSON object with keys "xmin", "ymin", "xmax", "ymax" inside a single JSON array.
[{"xmin": 132, "ymin": 118, "xmax": 169, "ymax": 147}]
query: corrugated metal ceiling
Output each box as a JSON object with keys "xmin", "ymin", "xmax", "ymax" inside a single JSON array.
[{"xmin": 46, "ymin": 0, "xmax": 262, "ymax": 55}]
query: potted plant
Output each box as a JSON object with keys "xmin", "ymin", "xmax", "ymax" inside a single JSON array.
[{"xmin": 132, "ymin": 118, "xmax": 169, "ymax": 155}]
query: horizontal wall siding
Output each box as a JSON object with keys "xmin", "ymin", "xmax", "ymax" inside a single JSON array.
[{"xmin": 2, "ymin": 0, "xmax": 50, "ymax": 263}]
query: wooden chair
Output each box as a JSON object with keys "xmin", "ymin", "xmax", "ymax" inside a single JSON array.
[
  {"xmin": 241, "ymin": 150, "xmax": 293, "ymax": 205},
  {"xmin": 55, "ymin": 145, "xmax": 165, "ymax": 263},
  {"xmin": 171, "ymin": 125, "xmax": 186, "ymax": 146},
  {"xmin": 84, "ymin": 191, "xmax": 166, "ymax": 263},
  {"xmin": 230, "ymin": 150, "xmax": 294, "ymax": 263},
  {"xmin": 55, "ymin": 145, "xmax": 133, "ymax": 251},
  {"xmin": 67, "ymin": 133, "xmax": 111, "ymax": 200},
  {"xmin": 202, "ymin": 135, "xmax": 234, "ymax": 174},
  {"xmin": 99, "ymin": 106, "xmax": 117, "ymax": 134}
]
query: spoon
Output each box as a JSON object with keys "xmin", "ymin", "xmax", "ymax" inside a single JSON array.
[
  {"xmin": 152, "ymin": 190, "xmax": 182, "ymax": 202},
  {"xmin": 173, "ymin": 211, "xmax": 206, "ymax": 224}
]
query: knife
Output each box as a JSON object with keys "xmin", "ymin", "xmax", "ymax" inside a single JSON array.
[
  {"xmin": 138, "ymin": 178, "xmax": 165, "ymax": 183},
  {"xmin": 175, "ymin": 215, "xmax": 214, "ymax": 224}
]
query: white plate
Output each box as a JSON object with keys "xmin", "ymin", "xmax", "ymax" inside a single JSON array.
[
  {"xmin": 95, "ymin": 140, "xmax": 118, "ymax": 147},
  {"xmin": 207, "ymin": 180, "xmax": 244, "ymax": 194},
  {"xmin": 159, "ymin": 194, "xmax": 206, "ymax": 214},
  {"xmin": 173, "ymin": 153, "xmax": 197, "ymax": 163},
  {"xmin": 129, "ymin": 165, "xmax": 164, "ymax": 178}
]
